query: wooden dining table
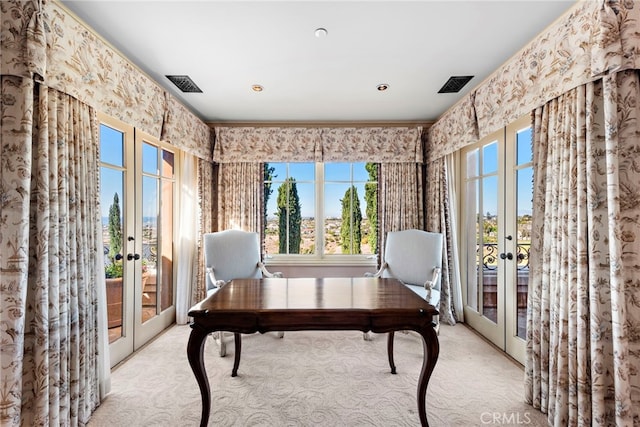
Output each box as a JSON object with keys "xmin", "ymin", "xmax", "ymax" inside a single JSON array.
[{"xmin": 187, "ymin": 277, "xmax": 439, "ymax": 427}]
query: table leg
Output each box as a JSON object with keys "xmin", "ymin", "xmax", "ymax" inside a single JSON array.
[
  {"xmin": 231, "ymin": 332, "xmax": 242, "ymax": 377},
  {"xmin": 416, "ymin": 325, "xmax": 440, "ymax": 427},
  {"xmin": 188, "ymin": 325, "xmax": 211, "ymax": 427},
  {"xmin": 387, "ymin": 331, "xmax": 397, "ymax": 374}
]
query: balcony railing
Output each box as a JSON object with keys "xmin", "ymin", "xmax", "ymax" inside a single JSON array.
[{"xmin": 479, "ymin": 243, "xmax": 530, "ymax": 271}]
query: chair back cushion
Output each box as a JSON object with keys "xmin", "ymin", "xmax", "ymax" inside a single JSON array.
[
  {"xmin": 203, "ymin": 230, "xmax": 262, "ymax": 287},
  {"xmin": 382, "ymin": 229, "xmax": 443, "ymax": 290}
]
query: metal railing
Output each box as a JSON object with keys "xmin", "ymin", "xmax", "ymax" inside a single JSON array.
[{"xmin": 479, "ymin": 243, "xmax": 530, "ymax": 271}]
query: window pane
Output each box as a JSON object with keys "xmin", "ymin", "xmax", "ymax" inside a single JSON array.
[
  {"xmin": 465, "ymin": 179, "xmax": 479, "ymax": 312},
  {"xmin": 516, "ymin": 127, "xmax": 533, "ymax": 165},
  {"xmin": 325, "ymin": 163, "xmax": 350, "ymax": 181},
  {"xmin": 297, "ymin": 183, "xmax": 315, "ymax": 254},
  {"xmin": 142, "ymin": 175, "xmax": 158, "ymax": 322},
  {"xmin": 160, "ymin": 180, "xmax": 173, "ymax": 311},
  {"xmin": 325, "ymin": 183, "xmax": 364, "ymax": 254},
  {"xmin": 516, "ymin": 166, "xmax": 533, "ymax": 339},
  {"xmin": 269, "ymin": 163, "xmax": 287, "ymax": 181},
  {"xmin": 482, "ymin": 175, "xmax": 498, "ymax": 324},
  {"xmin": 142, "ymin": 143, "xmax": 158, "ymax": 174},
  {"xmin": 289, "ymin": 162, "xmax": 314, "ymax": 182},
  {"xmin": 352, "ymin": 162, "xmax": 369, "ymax": 181},
  {"xmin": 483, "ymin": 142, "xmax": 498, "ymax": 174},
  {"xmin": 264, "ymin": 161, "xmax": 377, "ymax": 257},
  {"xmin": 161, "ymin": 150, "xmax": 174, "ymax": 178},
  {"xmin": 100, "ymin": 125, "xmax": 124, "ymax": 167},
  {"xmin": 324, "ymin": 183, "xmax": 349, "ymax": 254}
]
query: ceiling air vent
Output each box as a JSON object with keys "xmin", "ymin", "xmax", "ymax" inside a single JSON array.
[
  {"xmin": 165, "ymin": 75, "xmax": 202, "ymax": 93},
  {"xmin": 438, "ymin": 75, "xmax": 474, "ymax": 94}
]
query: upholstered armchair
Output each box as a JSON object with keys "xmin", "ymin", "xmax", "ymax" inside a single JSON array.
[
  {"xmin": 364, "ymin": 229, "xmax": 443, "ymax": 339},
  {"xmin": 203, "ymin": 230, "xmax": 284, "ymax": 359}
]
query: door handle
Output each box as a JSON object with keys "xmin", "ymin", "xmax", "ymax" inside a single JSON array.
[
  {"xmin": 499, "ymin": 252, "xmax": 513, "ymax": 260},
  {"xmin": 127, "ymin": 253, "xmax": 141, "ymax": 261}
]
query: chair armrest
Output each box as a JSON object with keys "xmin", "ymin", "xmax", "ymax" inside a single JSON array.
[
  {"xmin": 364, "ymin": 262, "xmax": 387, "ymax": 278},
  {"xmin": 423, "ymin": 267, "xmax": 441, "ymax": 289},
  {"xmin": 206, "ymin": 267, "xmax": 226, "ymax": 290},
  {"xmin": 258, "ymin": 262, "xmax": 283, "ymax": 278}
]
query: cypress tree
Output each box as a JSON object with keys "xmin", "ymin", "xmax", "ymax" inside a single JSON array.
[
  {"xmin": 340, "ymin": 186, "xmax": 362, "ymax": 254},
  {"xmin": 107, "ymin": 192, "xmax": 123, "ymax": 261},
  {"xmin": 364, "ymin": 162, "xmax": 378, "ymax": 254},
  {"xmin": 264, "ymin": 163, "xmax": 276, "ymax": 231},
  {"xmin": 276, "ymin": 177, "xmax": 301, "ymax": 254}
]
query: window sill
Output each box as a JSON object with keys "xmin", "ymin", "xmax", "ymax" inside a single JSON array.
[{"xmin": 264, "ymin": 255, "xmax": 378, "ymax": 267}]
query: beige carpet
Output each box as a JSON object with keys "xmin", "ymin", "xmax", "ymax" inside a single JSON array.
[{"xmin": 88, "ymin": 324, "xmax": 547, "ymax": 427}]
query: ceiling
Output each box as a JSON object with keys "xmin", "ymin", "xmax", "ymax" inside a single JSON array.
[{"xmin": 60, "ymin": 1, "xmax": 575, "ymax": 124}]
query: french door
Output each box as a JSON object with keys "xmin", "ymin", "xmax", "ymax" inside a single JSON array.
[
  {"xmin": 460, "ymin": 114, "xmax": 532, "ymax": 364},
  {"xmin": 99, "ymin": 113, "xmax": 176, "ymax": 367}
]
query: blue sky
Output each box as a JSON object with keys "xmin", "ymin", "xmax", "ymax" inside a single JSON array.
[{"xmin": 265, "ymin": 162, "xmax": 372, "ymax": 219}]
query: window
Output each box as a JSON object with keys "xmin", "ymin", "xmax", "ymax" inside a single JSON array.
[{"xmin": 264, "ymin": 162, "xmax": 378, "ymax": 261}]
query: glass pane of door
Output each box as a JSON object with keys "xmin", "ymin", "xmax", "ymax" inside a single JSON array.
[
  {"xmin": 100, "ymin": 125, "xmax": 126, "ymax": 345},
  {"xmin": 141, "ymin": 143, "xmax": 176, "ymax": 320},
  {"xmin": 482, "ymin": 174, "xmax": 499, "ymax": 324},
  {"xmin": 160, "ymin": 150, "xmax": 175, "ymax": 312},
  {"xmin": 141, "ymin": 174, "xmax": 158, "ymax": 323},
  {"xmin": 462, "ymin": 134, "xmax": 504, "ymax": 348},
  {"xmin": 515, "ymin": 127, "xmax": 533, "ymax": 340},
  {"xmin": 464, "ymin": 149, "xmax": 479, "ymax": 312}
]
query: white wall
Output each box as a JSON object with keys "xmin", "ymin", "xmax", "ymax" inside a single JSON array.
[{"xmin": 266, "ymin": 264, "xmax": 377, "ymax": 278}]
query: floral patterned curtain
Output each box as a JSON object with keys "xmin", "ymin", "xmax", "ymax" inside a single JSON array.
[
  {"xmin": 0, "ymin": 76, "xmax": 104, "ymax": 425},
  {"xmin": 379, "ymin": 163, "xmax": 424, "ymax": 254},
  {"xmin": 214, "ymin": 126, "xmax": 423, "ymax": 163},
  {"xmin": 525, "ymin": 70, "xmax": 640, "ymax": 425},
  {"xmin": 215, "ymin": 163, "xmax": 263, "ymax": 234}
]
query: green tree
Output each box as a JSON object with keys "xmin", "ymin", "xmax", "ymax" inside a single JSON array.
[
  {"xmin": 364, "ymin": 162, "xmax": 378, "ymax": 254},
  {"xmin": 264, "ymin": 163, "xmax": 276, "ymax": 229},
  {"xmin": 276, "ymin": 177, "xmax": 301, "ymax": 254},
  {"xmin": 107, "ymin": 192, "xmax": 123, "ymax": 262},
  {"xmin": 341, "ymin": 186, "xmax": 362, "ymax": 254}
]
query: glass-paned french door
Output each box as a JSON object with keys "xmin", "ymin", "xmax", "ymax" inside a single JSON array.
[
  {"xmin": 99, "ymin": 113, "xmax": 176, "ymax": 367},
  {"xmin": 460, "ymin": 115, "xmax": 532, "ymax": 364}
]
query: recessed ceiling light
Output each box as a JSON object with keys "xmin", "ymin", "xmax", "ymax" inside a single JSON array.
[
  {"xmin": 377, "ymin": 84, "xmax": 389, "ymax": 91},
  {"xmin": 252, "ymin": 84, "xmax": 264, "ymax": 92},
  {"xmin": 315, "ymin": 28, "xmax": 328, "ymax": 38}
]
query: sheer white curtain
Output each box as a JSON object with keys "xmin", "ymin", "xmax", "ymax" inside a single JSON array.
[
  {"xmin": 425, "ymin": 154, "xmax": 463, "ymax": 325},
  {"xmin": 175, "ymin": 152, "xmax": 199, "ymax": 324}
]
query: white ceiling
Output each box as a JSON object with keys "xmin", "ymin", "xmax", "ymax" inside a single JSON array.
[{"xmin": 60, "ymin": 0, "xmax": 575, "ymax": 124}]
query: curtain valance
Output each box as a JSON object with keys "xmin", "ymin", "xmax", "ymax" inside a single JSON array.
[
  {"xmin": 0, "ymin": 1, "xmax": 212, "ymax": 161},
  {"xmin": 213, "ymin": 126, "xmax": 423, "ymax": 163},
  {"xmin": 428, "ymin": 0, "xmax": 640, "ymax": 162}
]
